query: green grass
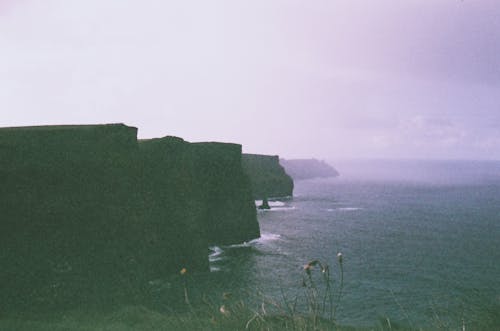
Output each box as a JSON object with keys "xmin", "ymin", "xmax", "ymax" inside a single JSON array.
[
  {"xmin": 2, "ymin": 254, "xmax": 498, "ymax": 330},
  {"xmin": 1, "ymin": 295, "xmax": 496, "ymax": 330},
  {"xmin": 0, "ymin": 256, "xmax": 416, "ymax": 331},
  {"xmin": 0, "ymin": 305, "xmax": 376, "ymax": 331}
]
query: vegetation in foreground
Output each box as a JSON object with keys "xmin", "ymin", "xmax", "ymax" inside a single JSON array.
[{"xmin": 1, "ymin": 254, "xmax": 498, "ymax": 331}]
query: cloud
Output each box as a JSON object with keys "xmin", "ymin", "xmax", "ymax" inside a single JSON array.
[
  {"xmin": 1, "ymin": 0, "xmax": 500, "ymax": 160},
  {"xmin": 400, "ymin": 116, "xmax": 466, "ymax": 147}
]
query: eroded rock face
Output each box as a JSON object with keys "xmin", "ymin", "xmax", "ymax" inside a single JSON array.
[
  {"xmin": 242, "ymin": 154, "xmax": 294, "ymax": 199},
  {"xmin": 0, "ymin": 124, "xmax": 141, "ymax": 309},
  {"xmin": 0, "ymin": 124, "xmax": 259, "ymax": 310},
  {"xmin": 192, "ymin": 143, "xmax": 259, "ymax": 245}
]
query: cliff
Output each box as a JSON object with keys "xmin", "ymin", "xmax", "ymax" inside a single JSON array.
[
  {"xmin": 242, "ymin": 154, "xmax": 294, "ymax": 199},
  {"xmin": 192, "ymin": 143, "xmax": 259, "ymax": 245},
  {"xmin": 0, "ymin": 124, "xmax": 259, "ymax": 310},
  {"xmin": 280, "ymin": 158, "xmax": 339, "ymax": 180}
]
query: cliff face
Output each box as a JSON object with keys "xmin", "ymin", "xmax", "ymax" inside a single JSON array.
[
  {"xmin": 280, "ymin": 158, "xmax": 339, "ymax": 180},
  {"xmin": 0, "ymin": 124, "xmax": 259, "ymax": 310},
  {"xmin": 242, "ymin": 154, "xmax": 294, "ymax": 199},
  {"xmin": 192, "ymin": 144, "xmax": 259, "ymax": 245},
  {"xmin": 0, "ymin": 124, "xmax": 139, "ymax": 308}
]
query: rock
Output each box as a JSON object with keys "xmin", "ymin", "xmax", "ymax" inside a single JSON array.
[
  {"xmin": 258, "ymin": 197, "xmax": 271, "ymax": 210},
  {"xmin": 0, "ymin": 123, "xmax": 259, "ymax": 310},
  {"xmin": 242, "ymin": 154, "xmax": 294, "ymax": 199}
]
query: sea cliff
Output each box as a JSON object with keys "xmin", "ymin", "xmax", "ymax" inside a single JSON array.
[
  {"xmin": 0, "ymin": 124, "xmax": 259, "ymax": 310},
  {"xmin": 242, "ymin": 153, "xmax": 294, "ymax": 199}
]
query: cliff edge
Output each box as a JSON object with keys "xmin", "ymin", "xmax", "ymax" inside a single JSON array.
[
  {"xmin": 242, "ymin": 154, "xmax": 294, "ymax": 199},
  {"xmin": 0, "ymin": 124, "xmax": 259, "ymax": 310}
]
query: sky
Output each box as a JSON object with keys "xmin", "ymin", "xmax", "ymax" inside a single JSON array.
[{"xmin": 1, "ymin": 0, "xmax": 499, "ymax": 160}]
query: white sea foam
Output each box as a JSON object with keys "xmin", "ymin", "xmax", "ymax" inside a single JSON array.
[
  {"xmin": 247, "ymin": 233, "xmax": 283, "ymax": 246},
  {"xmin": 209, "ymin": 256, "xmax": 224, "ymax": 262},
  {"xmin": 259, "ymin": 232, "xmax": 282, "ymax": 241},
  {"xmin": 222, "ymin": 233, "xmax": 283, "ymax": 249},
  {"xmin": 257, "ymin": 206, "xmax": 297, "ymax": 212},
  {"xmin": 209, "ymin": 266, "xmax": 221, "ymax": 272},
  {"xmin": 208, "ymin": 246, "xmax": 224, "ymax": 261},
  {"xmin": 255, "ymin": 200, "xmax": 287, "ymax": 207}
]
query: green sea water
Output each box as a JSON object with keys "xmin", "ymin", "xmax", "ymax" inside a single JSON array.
[{"xmin": 178, "ymin": 160, "xmax": 500, "ymax": 329}]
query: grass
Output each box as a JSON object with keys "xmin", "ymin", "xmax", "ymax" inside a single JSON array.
[
  {"xmin": 1, "ymin": 253, "xmax": 498, "ymax": 330},
  {"xmin": 0, "ymin": 305, "xmax": 355, "ymax": 331}
]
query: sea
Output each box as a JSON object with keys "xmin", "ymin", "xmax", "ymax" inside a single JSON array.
[{"xmin": 157, "ymin": 159, "xmax": 500, "ymax": 329}]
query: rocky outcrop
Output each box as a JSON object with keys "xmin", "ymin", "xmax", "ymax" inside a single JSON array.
[
  {"xmin": 280, "ymin": 158, "xmax": 339, "ymax": 180},
  {"xmin": 258, "ymin": 198, "xmax": 271, "ymax": 210},
  {"xmin": 0, "ymin": 124, "xmax": 259, "ymax": 310},
  {"xmin": 242, "ymin": 154, "xmax": 294, "ymax": 199}
]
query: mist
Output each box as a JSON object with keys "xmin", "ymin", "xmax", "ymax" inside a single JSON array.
[
  {"xmin": 330, "ymin": 158, "xmax": 500, "ymax": 185},
  {"xmin": 1, "ymin": 0, "xmax": 500, "ymax": 160}
]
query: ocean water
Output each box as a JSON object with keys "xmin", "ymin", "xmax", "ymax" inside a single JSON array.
[{"xmin": 160, "ymin": 160, "xmax": 500, "ymax": 329}]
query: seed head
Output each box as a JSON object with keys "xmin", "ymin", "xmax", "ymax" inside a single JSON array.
[
  {"xmin": 219, "ymin": 305, "xmax": 230, "ymax": 316},
  {"xmin": 180, "ymin": 267, "xmax": 187, "ymax": 275},
  {"xmin": 337, "ymin": 252, "xmax": 343, "ymax": 264},
  {"xmin": 303, "ymin": 263, "xmax": 312, "ymax": 275}
]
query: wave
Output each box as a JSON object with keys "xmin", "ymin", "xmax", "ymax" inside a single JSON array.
[
  {"xmin": 257, "ymin": 206, "xmax": 297, "ymax": 212},
  {"xmin": 252, "ymin": 232, "xmax": 282, "ymax": 244},
  {"xmin": 254, "ymin": 200, "xmax": 287, "ymax": 207},
  {"xmin": 208, "ymin": 246, "xmax": 224, "ymax": 262},
  {"xmin": 225, "ymin": 242, "xmax": 252, "ymax": 248},
  {"xmin": 208, "ymin": 233, "xmax": 283, "ymax": 272},
  {"xmin": 217, "ymin": 233, "xmax": 283, "ymax": 249},
  {"xmin": 326, "ymin": 207, "xmax": 362, "ymax": 211}
]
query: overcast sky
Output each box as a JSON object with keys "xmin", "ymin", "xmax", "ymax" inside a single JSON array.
[{"xmin": 1, "ymin": 0, "xmax": 499, "ymax": 160}]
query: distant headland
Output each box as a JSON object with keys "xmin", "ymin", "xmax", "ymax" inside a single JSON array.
[{"xmin": 280, "ymin": 158, "xmax": 340, "ymax": 180}]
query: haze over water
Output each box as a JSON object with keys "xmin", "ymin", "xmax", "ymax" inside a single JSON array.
[
  {"xmin": 2, "ymin": 1, "xmax": 500, "ymax": 328},
  {"xmin": 2, "ymin": 1, "xmax": 500, "ymax": 160},
  {"xmin": 190, "ymin": 159, "xmax": 500, "ymax": 329}
]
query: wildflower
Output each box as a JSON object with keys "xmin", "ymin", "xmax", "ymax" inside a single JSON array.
[
  {"xmin": 304, "ymin": 260, "xmax": 320, "ymax": 275},
  {"xmin": 337, "ymin": 252, "xmax": 343, "ymax": 264},
  {"xmin": 180, "ymin": 267, "xmax": 187, "ymax": 275},
  {"xmin": 219, "ymin": 305, "xmax": 230, "ymax": 316},
  {"xmin": 304, "ymin": 263, "xmax": 312, "ymax": 276}
]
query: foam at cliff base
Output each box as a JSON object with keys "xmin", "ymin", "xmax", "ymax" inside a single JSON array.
[
  {"xmin": 208, "ymin": 246, "xmax": 225, "ymax": 262},
  {"xmin": 254, "ymin": 200, "xmax": 285, "ymax": 207},
  {"xmin": 222, "ymin": 232, "xmax": 283, "ymax": 248},
  {"xmin": 253, "ymin": 232, "xmax": 282, "ymax": 243},
  {"xmin": 255, "ymin": 200, "xmax": 296, "ymax": 211}
]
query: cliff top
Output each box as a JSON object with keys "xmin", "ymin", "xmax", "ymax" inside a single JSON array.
[{"xmin": 0, "ymin": 123, "xmax": 134, "ymax": 132}]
